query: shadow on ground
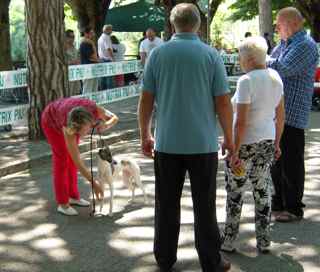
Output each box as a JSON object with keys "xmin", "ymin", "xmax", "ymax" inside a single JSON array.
[{"xmin": 0, "ymin": 112, "xmax": 319, "ymax": 272}]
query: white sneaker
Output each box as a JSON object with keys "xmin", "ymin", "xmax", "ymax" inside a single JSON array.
[
  {"xmin": 57, "ymin": 205, "xmax": 78, "ymax": 216},
  {"xmin": 69, "ymin": 198, "xmax": 90, "ymax": 207}
]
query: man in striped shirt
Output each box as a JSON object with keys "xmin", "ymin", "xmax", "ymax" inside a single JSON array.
[{"xmin": 267, "ymin": 7, "xmax": 319, "ymax": 222}]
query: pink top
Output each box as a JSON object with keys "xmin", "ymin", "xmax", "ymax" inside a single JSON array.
[{"xmin": 42, "ymin": 97, "xmax": 99, "ymax": 132}]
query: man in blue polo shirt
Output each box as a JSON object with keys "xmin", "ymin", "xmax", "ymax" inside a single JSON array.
[
  {"xmin": 138, "ymin": 3, "xmax": 233, "ymax": 272},
  {"xmin": 267, "ymin": 7, "xmax": 319, "ymax": 223}
]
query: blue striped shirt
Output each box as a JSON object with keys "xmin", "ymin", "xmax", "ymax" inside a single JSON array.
[{"xmin": 268, "ymin": 30, "xmax": 319, "ymax": 129}]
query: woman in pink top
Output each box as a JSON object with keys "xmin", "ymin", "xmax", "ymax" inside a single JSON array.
[{"xmin": 41, "ymin": 97, "xmax": 118, "ymax": 216}]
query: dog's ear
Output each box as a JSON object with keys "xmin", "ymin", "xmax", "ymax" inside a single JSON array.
[{"xmin": 105, "ymin": 145, "xmax": 112, "ymax": 155}]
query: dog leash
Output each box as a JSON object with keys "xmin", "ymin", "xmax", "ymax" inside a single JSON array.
[
  {"xmin": 89, "ymin": 125, "xmax": 110, "ymax": 216},
  {"xmin": 90, "ymin": 127, "xmax": 96, "ymax": 216}
]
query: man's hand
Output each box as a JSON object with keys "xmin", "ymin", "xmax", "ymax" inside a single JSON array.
[
  {"xmin": 274, "ymin": 144, "xmax": 282, "ymax": 160},
  {"xmin": 141, "ymin": 136, "xmax": 155, "ymax": 158},
  {"xmin": 221, "ymin": 140, "xmax": 235, "ymax": 160}
]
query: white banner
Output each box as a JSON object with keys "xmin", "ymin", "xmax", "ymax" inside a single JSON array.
[
  {"xmin": 0, "ymin": 69, "xmax": 27, "ymax": 90},
  {"xmin": 0, "ymin": 104, "xmax": 29, "ymax": 126},
  {"xmin": 0, "ymin": 56, "xmax": 243, "ymax": 90},
  {"xmin": 77, "ymin": 84, "xmax": 141, "ymax": 105},
  {"xmin": 68, "ymin": 60, "xmax": 143, "ymax": 81},
  {"xmin": 221, "ymin": 54, "xmax": 239, "ymax": 64},
  {"xmin": 0, "ymin": 84, "xmax": 141, "ymax": 126},
  {"xmin": 0, "ymin": 60, "xmax": 143, "ymax": 90}
]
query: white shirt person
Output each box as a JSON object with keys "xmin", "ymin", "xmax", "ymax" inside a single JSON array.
[{"xmin": 139, "ymin": 28, "xmax": 163, "ymax": 65}]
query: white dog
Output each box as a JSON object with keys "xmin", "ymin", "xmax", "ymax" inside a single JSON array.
[
  {"xmin": 97, "ymin": 146, "xmax": 147, "ymax": 216},
  {"xmin": 120, "ymin": 159, "xmax": 147, "ymax": 204}
]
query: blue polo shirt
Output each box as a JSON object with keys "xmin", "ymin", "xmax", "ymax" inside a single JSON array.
[{"xmin": 142, "ymin": 33, "xmax": 229, "ymax": 154}]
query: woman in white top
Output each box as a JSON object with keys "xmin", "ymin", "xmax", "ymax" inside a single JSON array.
[{"xmin": 221, "ymin": 36, "xmax": 285, "ymax": 254}]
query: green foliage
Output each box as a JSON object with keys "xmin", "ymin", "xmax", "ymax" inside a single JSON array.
[
  {"xmin": 229, "ymin": 0, "xmax": 294, "ymax": 22},
  {"xmin": 114, "ymin": 32, "xmax": 143, "ymax": 57},
  {"xmin": 10, "ymin": 0, "xmax": 26, "ymax": 62},
  {"xmin": 210, "ymin": 0, "xmax": 260, "ymax": 49}
]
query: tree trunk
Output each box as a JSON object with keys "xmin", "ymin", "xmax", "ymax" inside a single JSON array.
[
  {"xmin": 160, "ymin": 0, "xmax": 222, "ymax": 43},
  {"xmin": 199, "ymin": 12, "xmax": 208, "ymax": 42},
  {"xmin": 296, "ymin": 0, "xmax": 320, "ymax": 42},
  {"xmin": 26, "ymin": 0, "xmax": 68, "ymax": 140},
  {"xmin": 0, "ymin": 0, "xmax": 12, "ymax": 71},
  {"xmin": 207, "ymin": 0, "xmax": 224, "ymax": 44},
  {"xmin": 163, "ymin": 6, "xmax": 173, "ymax": 41},
  {"xmin": 66, "ymin": 0, "xmax": 96, "ymax": 32},
  {"xmin": 310, "ymin": 17, "xmax": 320, "ymax": 42},
  {"xmin": 258, "ymin": 0, "xmax": 273, "ymax": 40},
  {"xmin": 66, "ymin": 0, "xmax": 109, "ymax": 37}
]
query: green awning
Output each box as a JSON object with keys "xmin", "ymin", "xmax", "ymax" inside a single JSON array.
[{"xmin": 105, "ymin": 0, "xmax": 165, "ymax": 32}]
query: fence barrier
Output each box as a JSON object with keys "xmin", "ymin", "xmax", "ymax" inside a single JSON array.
[
  {"xmin": 0, "ymin": 60, "xmax": 143, "ymax": 90},
  {"xmin": 0, "ymin": 84, "xmax": 141, "ymax": 127}
]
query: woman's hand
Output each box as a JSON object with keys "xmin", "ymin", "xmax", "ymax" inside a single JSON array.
[
  {"xmin": 230, "ymin": 153, "xmax": 245, "ymax": 177},
  {"xmin": 96, "ymin": 107, "xmax": 119, "ymax": 133},
  {"xmin": 93, "ymin": 180, "xmax": 104, "ymax": 200}
]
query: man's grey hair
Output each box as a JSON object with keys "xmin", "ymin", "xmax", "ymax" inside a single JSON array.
[
  {"xmin": 103, "ymin": 24, "xmax": 112, "ymax": 33},
  {"xmin": 278, "ymin": 7, "xmax": 304, "ymax": 25},
  {"xmin": 238, "ymin": 36, "xmax": 268, "ymax": 66},
  {"xmin": 169, "ymin": 3, "xmax": 201, "ymax": 33}
]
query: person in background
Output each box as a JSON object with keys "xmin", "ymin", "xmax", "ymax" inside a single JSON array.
[
  {"xmin": 79, "ymin": 27, "xmax": 100, "ymax": 94},
  {"xmin": 221, "ymin": 36, "xmax": 285, "ymax": 254},
  {"xmin": 267, "ymin": 7, "xmax": 319, "ymax": 222},
  {"xmin": 137, "ymin": 31, "xmax": 146, "ymax": 60},
  {"xmin": 245, "ymin": 32, "xmax": 252, "ymax": 38},
  {"xmin": 215, "ymin": 41, "xmax": 226, "ymax": 55},
  {"xmin": 98, "ymin": 24, "xmax": 114, "ymax": 90},
  {"xmin": 110, "ymin": 35, "xmax": 126, "ymax": 87},
  {"xmin": 138, "ymin": 3, "xmax": 233, "ymax": 271},
  {"xmin": 41, "ymin": 97, "xmax": 118, "ymax": 216},
  {"xmin": 139, "ymin": 28, "xmax": 163, "ymax": 66},
  {"xmin": 64, "ymin": 29, "xmax": 81, "ymax": 96}
]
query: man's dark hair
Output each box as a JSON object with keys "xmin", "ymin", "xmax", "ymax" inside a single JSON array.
[
  {"xmin": 65, "ymin": 29, "xmax": 74, "ymax": 38},
  {"xmin": 245, "ymin": 31, "xmax": 252, "ymax": 38},
  {"xmin": 110, "ymin": 35, "xmax": 120, "ymax": 44}
]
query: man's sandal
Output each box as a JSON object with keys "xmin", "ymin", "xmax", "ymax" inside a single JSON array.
[{"xmin": 275, "ymin": 211, "xmax": 302, "ymax": 223}]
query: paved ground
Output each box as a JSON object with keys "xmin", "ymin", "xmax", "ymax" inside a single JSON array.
[{"xmin": 0, "ymin": 97, "xmax": 319, "ymax": 271}]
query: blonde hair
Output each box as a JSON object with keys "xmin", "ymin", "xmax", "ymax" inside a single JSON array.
[
  {"xmin": 238, "ymin": 36, "xmax": 268, "ymax": 66},
  {"xmin": 67, "ymin": 107, "xmax": 94, "ymax": 133}
]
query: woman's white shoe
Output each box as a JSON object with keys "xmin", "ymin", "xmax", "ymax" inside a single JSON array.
[
  {"xmin": 69, "ymin": 198, "xmax": 90, "ymax": 207},
  {"xmin": 57, "ymin": 205, "xmax": 79, "ymax": 216}
]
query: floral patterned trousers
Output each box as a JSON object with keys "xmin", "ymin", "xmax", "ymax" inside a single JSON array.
[{"xmin": 223, "ymin": 140, "xmax": 275, "ymax": 248}]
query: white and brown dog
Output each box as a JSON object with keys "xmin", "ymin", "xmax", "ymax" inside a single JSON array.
[{"xmin": 97, "ymin": 146, "xmax": 147, "ymax": 216}]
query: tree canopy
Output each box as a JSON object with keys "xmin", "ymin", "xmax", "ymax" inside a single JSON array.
[
  {"xmin": 229, "ymin": 0, "xmax": 320, "ymax": 41},
  {"xmin": 228, "ymin": 0, "xmax": 293, "ymax": 22}
]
